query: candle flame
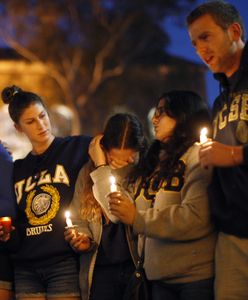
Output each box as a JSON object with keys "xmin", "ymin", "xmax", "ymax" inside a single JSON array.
[
  {"xmin": 200, "ymin": 127, "xmax": 208, "ymax": 144},
  {"xmin": 109, "ymin": 175, "xmax": 118, "ymax": 192},
  {"xmin": 65, "ymin": 210, "xmax": 73, "ymax": 227},
  {"xmin": 201, "ymin": 127, "xmax": 207, "ymax": 136},
  {"xmin": 109, "ymin": 176, "xmax": 116, "ymax": 185},
  {"xmin": 65, "ymin": 211, "xmax": 70, "ymax": 219},
  {"xmin": 0, "ymin": 217, "xmax": 11, "ymax": 222}
]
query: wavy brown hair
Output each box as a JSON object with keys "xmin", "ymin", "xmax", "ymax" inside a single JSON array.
[{"xmin": 80, "ymin": 160, "xmax": 103, "ymax": 222}]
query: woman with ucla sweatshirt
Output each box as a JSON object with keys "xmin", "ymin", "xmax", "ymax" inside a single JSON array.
[
  {"xmin": 107, "ymin": 91, "xmax": 217, "ymax": 300},
  {"xmin": 0, "ymin": 143, "xmax": 16, "ymax": 300},
  {"xmin": 1, "ymin": 85, "xmax": 91, "ymax": 300}
]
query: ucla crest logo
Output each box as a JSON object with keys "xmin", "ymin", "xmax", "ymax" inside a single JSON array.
[
  {"xmin": 25, "ymin": 185, "xmax": 60, "ymax": 226},
  {"xmin": 32, "ymin": 193, "xmax": 51, "ymax": 215}
]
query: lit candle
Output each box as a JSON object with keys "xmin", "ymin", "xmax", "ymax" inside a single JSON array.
[
  {"xmin": 65, "ymin": 211, "xmax": 73, "ymax": 227},
  {"xmin": 109, "ymin": 175, "xmax": 117, "ymax": 193},
  {"xmin": 0, "ymin": 217, "xmax": 12, "ymax": 234},
  {"xmin": 64, "ymin": 210, "xmax": 78, "ymax": 239},
  {"xmin": 200, "ymin": 127, "xmax": 208, "ymax": 144}
]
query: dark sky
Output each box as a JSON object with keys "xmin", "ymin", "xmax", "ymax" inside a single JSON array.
[
  {"xmin": 164, "ymin": 0, "xmax": 247, "ymax": 107},
  {"xmin": 1, "ymin": 1, "xmax": 246, "ymax": 108}
]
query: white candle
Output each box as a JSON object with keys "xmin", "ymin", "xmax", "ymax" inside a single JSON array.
[
  {"xmin": 65, "ymin": 210, "xmax": 73, "ymax": 227},
  {"xmin": 200, "ymin": 127, "xmax": 208, "ymax": 144},
  {"xmin": 109, "ymin": 175, "xmax": 117, "ymax": 193}
]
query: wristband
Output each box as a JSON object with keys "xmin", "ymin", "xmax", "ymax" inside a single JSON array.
[{"xmin": 95, "ymin": 164, "xmax": 107, "ymax": 169}]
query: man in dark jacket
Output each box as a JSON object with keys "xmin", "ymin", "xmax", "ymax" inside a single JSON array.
[{"xmin": 187, "ymin": 1, "xmax": 248, "ymax": 299}]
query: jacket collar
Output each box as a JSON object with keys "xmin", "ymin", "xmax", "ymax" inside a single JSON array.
[{"xmin": 213, "ymin": 41, "xmax": 248, "ymax": 91}]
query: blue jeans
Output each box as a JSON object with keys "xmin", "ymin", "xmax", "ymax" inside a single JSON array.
[
  {"xmin": 152, "ymin": 278, "xmax": 214, "ymax": 300},
  {"xmin": 15, "ymin": 256, "xmax": 80, "ymax": 299}
]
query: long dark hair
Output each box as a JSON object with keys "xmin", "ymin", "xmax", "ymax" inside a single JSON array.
[
  {"xmin": 132, "ymin": 90, "xmax": 211, "ymax": 189},
  {"xmin": 1, "ymin": 85, "xmax": 47, "ymax": 124},
  {"xmin": 81, "ymin": 113, "xmax": 147, "ymax": 222},
  {"xmin": 101, "ymin": 113, "xmax": 147, "ymax": 153}
]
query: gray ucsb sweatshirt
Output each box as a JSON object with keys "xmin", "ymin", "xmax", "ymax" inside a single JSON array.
[{"xmin": 133, "ymin": 143, "xmax": 216, "ymax": 283}]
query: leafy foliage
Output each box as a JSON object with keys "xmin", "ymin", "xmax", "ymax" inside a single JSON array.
[{"xmin": 0, "ymin": 0, "xmax": 196, "ymax": 132}]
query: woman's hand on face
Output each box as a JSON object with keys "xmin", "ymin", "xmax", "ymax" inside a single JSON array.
[
  {"xmin": 64, "ymin": 228, "xmax": 91, "ymax": 252},
  {"xmin": 108, "ymin": 192, "xmax": 136, "ymax": 226},
  {"xmin": 109, "ymin": 158, "xmax": 129, "ymax": 169},
  {"xmin": 109, "ymin": 154, "xmax": 135, "ymax": 169},
  {"xmin": 88, "ymin": 134, "xmax": 106, "ymax": 167}
]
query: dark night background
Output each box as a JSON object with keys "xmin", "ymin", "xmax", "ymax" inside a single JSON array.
[{"xmin": 0, "ymin": 0, "xmax": 247, "ymax": 158}]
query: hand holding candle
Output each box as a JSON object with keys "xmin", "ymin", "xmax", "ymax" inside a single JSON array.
[
  {"xmin": 95, "ymin": 175, "xmax": 120, "ymax": 224},
  {"xmin": 65, "ymin": 210, "xmax": 73, "ymax": 227},
  {"xmin": 65, "ymin": 210, "xmax": 77, "ymax": 238},
  {"xmin": 200, "ymin": 127, "xmax": 208, "ymax": 144},
  {"xmin": 0, "ymin": 216, "xmax": 12, "ymax": 234},
  {"xmin": 108, "ymin": 192, "xmax": 136, "ymax": 226}
]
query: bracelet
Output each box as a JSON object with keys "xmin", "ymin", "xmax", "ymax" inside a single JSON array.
[{"xmin": 95, "ymin": 164, "xmax": 107, "ymax": 169}]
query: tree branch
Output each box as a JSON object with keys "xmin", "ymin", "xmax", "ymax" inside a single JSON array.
[{"xmin": 88, "ymin": 13, "xmax": 137, "ymax": 94}]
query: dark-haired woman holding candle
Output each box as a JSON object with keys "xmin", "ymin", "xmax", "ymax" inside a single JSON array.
[
  {"xmin": 108, "ymin": 91, "xmax": 217, "ymax": 300},
  {"xmin": 1, "ymin": 85, "xmax": 91, "ymax": 300}
]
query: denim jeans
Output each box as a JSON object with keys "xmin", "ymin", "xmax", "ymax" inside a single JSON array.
[
  {"xmin": 15, "ymin": 255, "xmax": 80, "ymax": 299},
  {"xmin": 152, "ymin": 277, "xmax": 214, "ymax": 300}
]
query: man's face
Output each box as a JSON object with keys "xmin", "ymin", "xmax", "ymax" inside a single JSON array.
[{"xmin": 188, "ymin": 14, "xmax": 239, "ymax": 77}]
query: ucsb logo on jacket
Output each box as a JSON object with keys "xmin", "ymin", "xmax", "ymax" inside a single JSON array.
[
  {"xmin": 135, "ymin": 160, "xmax": 185, "ymax": 201},
  {"xmin": 213, "ymin": 92, "xmax": 248, "ymax": 142}
]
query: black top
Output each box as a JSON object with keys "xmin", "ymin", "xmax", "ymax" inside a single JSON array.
[
  {"xmin": 96, "ymin": 220, "xmax": 132, "ymax": 266},
  {"xmin": 13, "ymin": 135, "xmax": 91, "ymax": 266}
]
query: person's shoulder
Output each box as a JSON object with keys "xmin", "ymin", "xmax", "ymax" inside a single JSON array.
[
  {"xmin": 58, "ymin": 135, "xmax": 92, "ymax": 145},
  {"xmin": 13, "ymin": 153, "xmax": 30, "ymax": 168},
  {"xmin": 183, "ymin": 143, "xmax": 199, "ymax": 157},
  {"xmin": 0, "ymin": 143, "xmax": 11, "ymax": 161},
  {"xmin": 184, "ymin": 143, "xmax": 212, "ymax": 178},
  {"xmin": 55, "ymin": 135, "xmax": 92, "ymax": 158},
  {"xmin": 181, "ymin": 143, "xmax": 200, "ymax": 166},
  {"xmin": 72, "ymin": 135, "xmax": 92, "ymax": 144}
]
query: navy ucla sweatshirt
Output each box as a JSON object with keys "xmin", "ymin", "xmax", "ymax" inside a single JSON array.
[{"xmin": 13, "ymin": 135, "xmax": 91, "ymax": 266}]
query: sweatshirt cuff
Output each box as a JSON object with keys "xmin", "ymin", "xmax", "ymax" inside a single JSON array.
[
  {"xmin": 90, "ymin": 165, "xmax": 111, "ymax": 183},
  {"xmin": 133, "ymin": 210, "xmax": 146, "ymax": 235}
]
